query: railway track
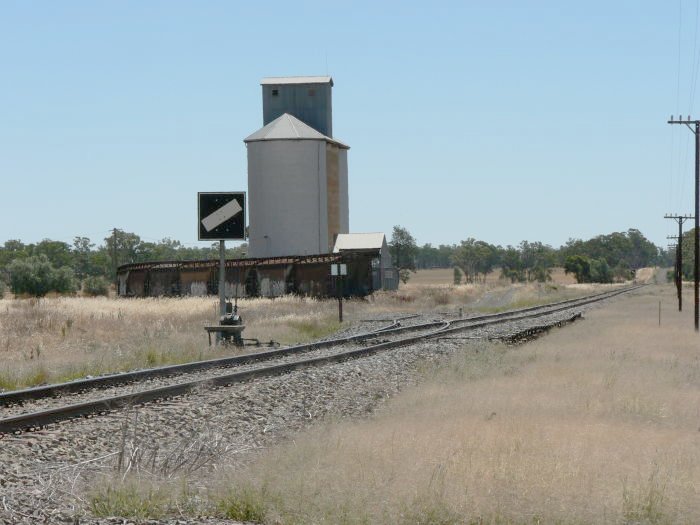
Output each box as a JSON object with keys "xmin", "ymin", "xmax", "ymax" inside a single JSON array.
[{"xmin": 0, "ymin": 285, "xmax": 643, "ymax": 434}]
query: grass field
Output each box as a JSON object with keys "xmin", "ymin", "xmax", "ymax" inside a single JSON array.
[
  {"xmin": 202, "ymin": 283, "xmax": 700, "ymax": 523},
  {"xmin": 78, "ymin": 277, "xmax": 700, "ymax": 523},
  {"xmin": 0, "ymin": 278, "xmax": 610, "ymax": 390}
]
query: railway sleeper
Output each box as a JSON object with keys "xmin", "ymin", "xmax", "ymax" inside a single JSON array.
[{"xmin": 496, "ymin": 312, "xmax": 583, "ymax": 346}]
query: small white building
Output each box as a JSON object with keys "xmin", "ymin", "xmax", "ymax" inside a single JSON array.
[
  {"xmin": 334, "ymin": 233, "xmax": 398, "ymax": 290},
  {"xmin": 245, "ymin": 113, "xmax": 350, "ymax": 258}
]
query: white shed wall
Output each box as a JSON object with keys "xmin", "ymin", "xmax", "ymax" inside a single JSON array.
[{"xmin": 247, "ymin": 140, "xmax": 329, "ymax": 257}]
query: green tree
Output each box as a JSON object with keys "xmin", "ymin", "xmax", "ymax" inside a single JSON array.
[
  {"xmin": 8, "ymin": 255, "xmax": 77, "ymax": 296},
  {"xmin": 452, "ymin": 239, "xmax": 498, "ymax": 283},
  {"xmin": 520, "ymin": 241, "xmax": 555, "ymax": 282},
  {"xmin": 499, "ymin": 245, "xmax": 524, "ymax": 283},
  {"xmin": 559, "ymin": 230, "xmax": 660, "ymax": 270},
  {"xmin": 389, "ymin": 226, "xmax": 418, "ymax": 283},
  {"xmin": 680, "ymin": 228, "xmax": 696, "ymax": 280},
  {"xmin": 415, "ymin": 243, "xmax": 438, "ymax": 269},
  {"xmin": 72, "ymin": 236, "xmax": 95, "ymax": 279},
  {"xmin": 564, "ymin": 255, "xmax": 592, "ymax": 283},
  {"xmin": 104, "ymin": 230, "xmax": 142, "ymax": 280},
  {"xmin": 590, "ymin": 258, "xmax": 612, "ymax": 283},
  {"xmin": 34, "ymin": 239, "xmax": 73, "ymax": 268},
  {"xmin": 0, "ymin": 240, "xmax": 29, "ymax": 281}
]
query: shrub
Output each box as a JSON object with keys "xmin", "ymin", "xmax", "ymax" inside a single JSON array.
[
  {"xmin": 453, "ymin": 267, "xmax": 462, "ymax": 285},
  {"xmin": 8, "ymin": 255, "xmax": 77, "ymax": 296},
  {"xmin": 399, "ymin": 268, "xmax": 412, "ymax": 284},
  {"xmin": 83, "ymin": 275, "xmax": 110, "ymax": 297},
  {"xmin": 0, "ymin": 279, "xmax": 5, "ymax": 298}
]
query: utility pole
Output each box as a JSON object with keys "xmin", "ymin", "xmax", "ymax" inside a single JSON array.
[
  {"xmin": 665, "ymin": 212, "xmax": 693, "ymax": 312},
  {"xmin": 667, "ymin": 116, "xmax": 700, "ymax": 331},
  {"xmin": 111, "ymin": 228, "xmax": 118, "ymax": 291},
  {"xmin": 218, "ymin": 240, "xmax": 226, "ymax": 343},
  {"xmin": 667, "ymin": 233, "xmax": 682, "ymax": 310}
]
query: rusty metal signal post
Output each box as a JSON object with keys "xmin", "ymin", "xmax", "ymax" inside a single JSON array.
[
  {"xmin": 665, "ymin": 214, "xmax": 693, "ymax": 312},
  {"xmin": 667, "ymin": 116, "xmax": 700, "ymax": 331}
]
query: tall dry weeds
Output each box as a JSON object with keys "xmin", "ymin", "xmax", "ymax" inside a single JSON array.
[
  {"xmin": 0, "ymin": 282, "xmax": 597, "ymax": 391},
  {"xmin": 0, "ymin": 295, "xmax": 339, "ymax": 389},
  {"xmin": 208, "ymin": 284, "xmax": 700, "ymax": 524}
]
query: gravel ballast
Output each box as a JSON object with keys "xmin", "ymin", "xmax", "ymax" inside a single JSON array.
[{"xmin": 0, "ymin": 300, "xmax": 618, "ymax": 524}]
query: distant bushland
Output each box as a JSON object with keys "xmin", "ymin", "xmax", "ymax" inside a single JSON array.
[
  {"xmin": 7, "ymin": 255, "xmax": 77, "ymax": 297},
  {"xmin": 0, "ymin": 228, "xmax": 664, "ymax": 293},
  {"xmin": 414, "ymin": 228, "xmax": 664, "ymax": 284}
]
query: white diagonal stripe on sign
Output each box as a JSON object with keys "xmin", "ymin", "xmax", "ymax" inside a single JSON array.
[{"xmin": 201, "ymin": 199, "xmax": 242, "ymax": 232}]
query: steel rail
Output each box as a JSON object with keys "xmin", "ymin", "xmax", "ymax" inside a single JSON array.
[
  {"xmin": 450, "ymin": 284, "xmax": 645, "ymax": 326},
  {"xmin": 0, "ymin": 286, "xmax": 642, "ymax": 407},
  {"xmin": 0, "ymin": 319, "xmax": 405, "ymax": 405},
  {"xmin": 0, "ymin": 285, "xmax": 643, "ymax": 435}
]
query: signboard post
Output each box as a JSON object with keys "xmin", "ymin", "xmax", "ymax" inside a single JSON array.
[
  {"xmin": 198, "ymin": 192, "xmax": 246, "ymax": 342},
  {"xmin": 331, "ymin": 263, "xmax": 347, "ymax": 323}
]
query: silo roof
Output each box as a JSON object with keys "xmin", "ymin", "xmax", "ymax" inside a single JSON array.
[
  {"xmin": 261, "ymin": 76, "xmax": 333, "ymax": 86},
  {"xmin": 244, "ymin": 113, "xmax": 349, "ymax": 149}
]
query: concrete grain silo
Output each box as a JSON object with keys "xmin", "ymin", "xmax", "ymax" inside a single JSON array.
[{"xmin": 245, "ymin": 76, "xmax": 350, "ymax": 258}]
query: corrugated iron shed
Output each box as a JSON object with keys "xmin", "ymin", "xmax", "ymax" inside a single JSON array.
[{"xmin": 117, "ymin": 251, "xmax": 382, "ymax": 298}]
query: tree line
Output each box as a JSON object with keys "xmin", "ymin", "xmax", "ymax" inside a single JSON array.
[
  {"xmin": 0, "ymin": 230, "xmax": 246, "ymax": 297},
  {"xmin": 389, "ymin": 226, "xmax": 668, "ymax": 284},
  {"xmin": 0, "ymin": 226, "xmax": 669, "ymax": 297},
  {"xmin": 676, "ymin": 227, "xmax": 700, "ymax": 280}
]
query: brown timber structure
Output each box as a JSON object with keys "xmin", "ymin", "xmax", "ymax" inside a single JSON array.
[{"xmin": 117, "ymin": 251, "xmax": 385, "ymax": 298}]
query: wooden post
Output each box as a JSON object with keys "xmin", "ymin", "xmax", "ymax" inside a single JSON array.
[{"xmin": 337, "ymin": 275, "xmax": 343, "ymax": 323}]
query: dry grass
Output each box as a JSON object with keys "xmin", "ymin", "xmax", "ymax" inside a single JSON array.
[
  {"xmin": 412, "ymin": 267, "xmax": 580, "ymax": 286},
  {"xmin": 0, "ymin": 280, "xmax": 613, "ymax": 391},
  {"xmin": 0, "ymin": 295, "xmax": 342, "ymax": 389},
  {"xmin": 207, "ymin": 284, "xmax": 700, "ymax": 524}
]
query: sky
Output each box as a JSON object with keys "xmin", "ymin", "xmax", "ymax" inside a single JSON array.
[{"xmin": 0, "ymin": 1, "xmax": 697, "ymax": 250}]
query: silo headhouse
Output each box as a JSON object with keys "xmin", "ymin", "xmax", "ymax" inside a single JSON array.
[{"xmin": 245, "ymin": 76, "xmax": 350, "ymax": 258}]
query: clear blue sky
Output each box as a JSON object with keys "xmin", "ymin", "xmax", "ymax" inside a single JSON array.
[{"xmin": 0, "ymin": 1, "xmax": 695, "ymax": 250}]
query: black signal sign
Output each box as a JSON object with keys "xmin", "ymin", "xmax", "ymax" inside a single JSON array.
[{"xmin": 197, "ymin": 192, "xmax": 246, "ymax": 241}]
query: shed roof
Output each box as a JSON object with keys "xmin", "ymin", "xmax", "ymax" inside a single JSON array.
[
  {"xmin": 261, "ymin": 76, "xmax": 333, "ymax": 86},
  {"xmin": 244, "ymin": 113, "xmax": 349, "ymax": 149},
  {"xmin": 333, "ymin": 233, "xmax": 386, "ymax": 252}
]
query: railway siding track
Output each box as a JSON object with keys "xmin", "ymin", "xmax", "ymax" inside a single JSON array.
[
  {"xmin": 0, "ymin": 285, "xmax": 636, "ymax": 408},
  {"xmin": 0, "ymin": 319, "xmax": 446, "ymax": 414},
  {"xmin": 0, "ymin": 285, "xmax": 643, "ymax": 435},
  {"xmin": 0, "ymin": 320, "xmax": 448, "ymax": 420}
]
